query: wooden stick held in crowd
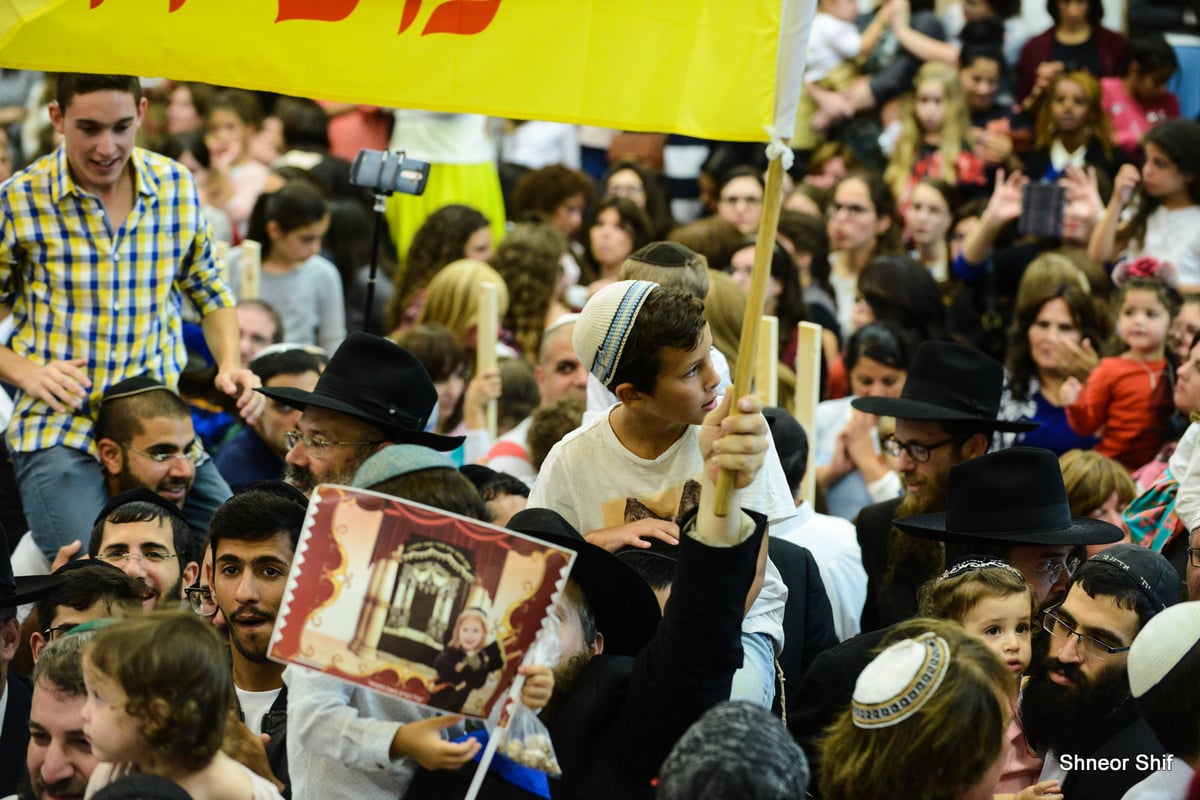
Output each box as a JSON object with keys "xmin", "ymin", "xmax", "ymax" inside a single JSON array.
[
  {"xmin": 240, "ymin": 240, "xmax": 261, "ymax": 301},
  {"xmin": 477, "ymin": 282, "xmax": 499, "ymax": 440},
  {"xmin": 714, "ymin": 156, "xmax": 785, "ymax": 517},
  {"xmin": 793, "ymin": 321, "xmax": 822, "ymax": 506},
  {"xmin": 755, "ymin": 316, "xmax": 778, "ymax": 407}
]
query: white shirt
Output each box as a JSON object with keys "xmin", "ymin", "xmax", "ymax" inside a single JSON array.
[
  {"xmin": 807, "ymin": 13, "xmax": 862, "ymax": 81},
  {"xmin": 237, "ymin": 685, "xmax": 282, "ymax": 737},
  {"xmin": 1121, "ymin": 761, "xmax": 1194, "ymax": 799},
  {"xmin": 773, "ymin": 503, "xmax": 867, "ymax": 641}
]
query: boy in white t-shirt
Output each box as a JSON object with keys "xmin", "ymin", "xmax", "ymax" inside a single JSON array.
[{"xmin": 528, "ymin": 280, "xmax": 797, "ymax": 707}]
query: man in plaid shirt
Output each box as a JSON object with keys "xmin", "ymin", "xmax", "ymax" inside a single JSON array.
[{"xmin": 0, "ymin": 73, "xmax": 262, "ymax": 561}]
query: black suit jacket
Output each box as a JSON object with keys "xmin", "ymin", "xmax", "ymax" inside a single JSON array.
[
  {"xmin": 788, "ymin": 626, "xmax": 891, "ymax": 796},
  {"xmin": 857, "ymin": 497, "xmax": 929, "ymax": 633},
  {"xmin": 1056, "ymin": 698, "xmax": 1167, "ymax": 800},
  {"xmin": 0, "ymin": 670, "xmax": 33, "ymax": 798},
  {"xmin": 768, "ymin": 537, "xmax": 838, "ymax": 721}
]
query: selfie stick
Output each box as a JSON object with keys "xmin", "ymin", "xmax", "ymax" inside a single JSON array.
[{"xmin": 348, "ymin": 149, "xmax": 431, "ymax": 333}]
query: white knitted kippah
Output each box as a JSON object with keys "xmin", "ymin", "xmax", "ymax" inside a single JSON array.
[
  {"xmin": 572, "ymin": 280, "xmax": 658, "ymax": 387},
  {"xmin": 852, "ymin": 633, "xmax": 950, "ymax": 729},
  {"xmin": 1129, "ymin": 600, "xmax": 1200, "ymax": 698}
]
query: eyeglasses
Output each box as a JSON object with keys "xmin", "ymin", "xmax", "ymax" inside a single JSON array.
[
  {"xmin": 881, "ymin": 436, "xmax": 959, "ymax": 463},
  {"xmin": 185, "ymin": 585, "xmax": 218, "ymax": 617},
  {"xmin": 1189, "ymin": 548, "xmax": 1200, "ymax": 569},
  {"xmin": 1042, "ymin": 607, "xmax": 1131, "ymax": 659},
  {"xmin": 284, "ymin": 431, "xmax": 384, "ymax": 458},
  {"xmin": 607, "ymin": 184, "xmax": 645, "ymax": 199},
  {"xmin": 97, "ymin": 549, "xmax": 176, "ymax": 566},
  {"xmin": 718, "ymin": 195, "xmax": 763, "ymax": 207},
  {"xmin": 123, "ymin": 442, "xmax": 203, "ymax": 465},
  {"xmin": 1028, "ymin": 557, "xmax": 1082, "ymax": 584},
  {"xmin": 828, "ymin": 201, "xmax": 874, "ymax": 218},
  {"xmin": 41, "ymin": 623, "xmax": 79, "ymax": 642}
]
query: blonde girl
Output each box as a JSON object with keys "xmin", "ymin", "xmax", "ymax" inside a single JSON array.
[{"xmin": 884, "ymin": 62, "xmax": 986, "ymax": 205}]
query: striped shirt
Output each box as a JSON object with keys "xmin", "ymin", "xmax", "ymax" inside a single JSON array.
[{"xmin": 0, "ymin": 145, "xmax": 235, "ymax": 456}]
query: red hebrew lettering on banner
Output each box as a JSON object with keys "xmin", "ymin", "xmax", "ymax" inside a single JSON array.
[
  {"xmin": 276, "ymin": 0, "xmax": 358, "ymax": 22},
  {"xmin": 90, "ymin": 0, "xmax": 503, "ymax": 36},
  {"xmin": 90, "ymin": 0, "xmax": 187, "ymax": 9},
  {"xmin": 419, "ymin": 0, "xmax": 503, "ymax": 35}
]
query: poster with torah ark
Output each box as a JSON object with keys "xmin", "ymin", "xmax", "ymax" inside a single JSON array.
[{"xmin": 269, "ymin": 485, "xmax": 574, "ymax": 718}]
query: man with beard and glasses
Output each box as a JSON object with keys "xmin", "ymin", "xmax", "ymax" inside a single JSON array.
[
  {"xmin": 208, "ymin": 483, "xmax": 307, "ymax": 798},
  {"xmin": 788, "ymin": 445, "xmax": 1122, "ymax": 792},
  {"xmin": 851, "ymin": 341, "xmax": 1038, "ymax": 632},
  {"xmin": 86, "ymin": 490, "xmax": 197, "ymax": 611},
  {"xmin": 1021, "ymin": 544, "xmax": 1183, "ymax": 800},
  {"xmin": 407, "ymin": 392, "xmax": 771, "ymax": 800},
  {"xmin": 14, "ymin": 632, "xmax": 97, "ymax": 800},
  {"xmin": 95, "ymin": 376, "xmax": 222, "ymax": 554},
  {"xmin": 259, "ymin": 333, "xmax": 462, "ymax": 498}
]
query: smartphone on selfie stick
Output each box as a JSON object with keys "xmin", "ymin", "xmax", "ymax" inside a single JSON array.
[{"xmin": 348, "ymin": 149, "xmax": 432, "ymax": 333}]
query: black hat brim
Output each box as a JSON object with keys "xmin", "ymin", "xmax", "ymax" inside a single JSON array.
[
  {"xmin": 506, "ymin": 510, "xmax": 661, "ymax": 658},
  {"xmin": 258, "ymin": 386, "xmax": 466, "ymax": 452},
  {"xmin": 2, "ymin": 574, "xmax": 65, "ymax": 608},
  {"xmin": 851, "ymin": 396, "xmax": 1039, "ymax": 433},
  {"xmin": 894, "ymin": 512, "xmax": 1125, "ymax": 546}
]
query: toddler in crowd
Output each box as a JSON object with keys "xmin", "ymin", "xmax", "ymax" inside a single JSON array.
[
  {"xmin": 1060, "ymin": 262, "xmax": 1177, "ymax": 470},
  {"xmin": 918, "ymin": 560, "xmax": 1062, "ymax": 800},
  {"xmin": 81, "ymin": 612, "xmax": 284, "ymax": 799}
]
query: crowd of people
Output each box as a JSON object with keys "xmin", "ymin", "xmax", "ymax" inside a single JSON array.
[{"xmin": 1, "ymin": 1, "xmax": 1200, "ymax": 795}]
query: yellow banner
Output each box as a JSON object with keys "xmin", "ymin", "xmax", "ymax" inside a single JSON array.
[{"xmin": 0, "ymin": 0, "xmax": 810, "ymax": 142}]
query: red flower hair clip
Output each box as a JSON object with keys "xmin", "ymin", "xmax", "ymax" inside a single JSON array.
[{"xmin": 1112, "ymin": 256, "xmax": 1179, "ymax": 288}]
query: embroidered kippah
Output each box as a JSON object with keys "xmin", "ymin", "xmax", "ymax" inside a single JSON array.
[
  {"xmin": 572, "ymin": 280, "xmax": 658, "ymax": 387},
  {"xmin": 936, "ymin": 557, "xmax": 1025, "ymax": 584},
  {"xmin": 852, "ymin": 633, "xmax": 950, "ymax": 729}
]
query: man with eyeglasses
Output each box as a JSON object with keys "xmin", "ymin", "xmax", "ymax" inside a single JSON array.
[
  {"xmin": 851, "ymin": 341, "xmax": 1037, "ymax": 632},
  {"xmin": 1021, "ymin": 544, "xmax": 1183, "ymax": 799},
  {"xmin": 86, "ymin": 490, "xmax": 197, "ymax": 611},
  {"xmin": 27, "ymin": 560, "xmax": 141, "ymax": 664},
  {"xmin": 259, "ymin": 333, "xmax": 463, "ymax": 498},
  {"xmin": 895, "ymin": 447, "xmax": 1124, "ymax": 609},
  {"xmin": 215, "ymin": 349, "xmax": 321, "ymax": 493}
]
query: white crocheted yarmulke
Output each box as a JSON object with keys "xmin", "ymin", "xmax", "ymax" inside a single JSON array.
[
  {"xmin": 572, "ymin": 280, "xmax": 658, "ymax": 388},
  {"xmin": 852, "ymin": 633, "xmax": 950, "ymax": 729},
  {"xmin": 1129, "ymin": 600, "xmax": 1200, "ymax": 698}
]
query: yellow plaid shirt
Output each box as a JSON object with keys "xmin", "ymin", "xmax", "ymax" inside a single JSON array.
[{"xmin": 0, "ymin": 146, "xmax": 235, "ymax": 456}]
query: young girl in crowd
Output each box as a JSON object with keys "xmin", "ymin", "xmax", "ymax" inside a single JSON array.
[
  {"xmin": 728, "ymin": 238, "xmax": 809, "ymax": 368},
  {"xmin": 82, "ymin": 613, "xmax": 283, "ymax": 799},
  {"xmin": 204, "ymin": 89, "xmax": 270, "ymax": 238},
  {"xmin": 387, "ymin": 204, "xmax": 494, "ymax": 333},
  {"xmin": 918, "ymin": 560, "xmax": 1060, "ymax": 800},
  {"xmin": 1089, "ymin": 120, "xmax": 1200, "ymax": 294},
  {"xmin": 1100, "ymin": 35, "xmax": 1180, "ymax": 161},
  {"xmin": 827, "ymin": 172, "xmax": 902, "ymax": 338},
  {"xmin": 883, "ymin": 62, "xmax": 987, "ymax": 207},
  {"xmin": 238, "ymin": 180, "xmax": 346, "ymax": 354},
  {"xmin": 904, "ymin": 178, "xmax": 955, "ymax": 286},
  {"xmin": 585, "ymin": 197, "xmax": 653, "ymax": 293},
  {"xmin": 1060, "ymin": 262, "xmax": 1178, "ymax": 470},
  {"xmin": 1023, "ymin": 71, "xmax": 1122, "ymax": 185},
  {"xmin": 428, "ymin": 608, "xmax": 504, "ymax": 713}
]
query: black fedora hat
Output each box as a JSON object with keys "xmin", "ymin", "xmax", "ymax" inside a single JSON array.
[
  {"xmin": 258, "ymin": 332, "xmax": 464, "ymax": 452},
  {"xmin": 0, "ymin": 521, "xmax": 63, "ymax": 608},
  {"xmin": 893, "ymin": 447, "xmax": 1123, "ymax": 546},
  {"xmin": 506, "ymin": 508, "xmax": 661, "ymax": 658},
  {"xmin": 851, "ymin": 341, "xmax": 1037, "ymax": 433}
]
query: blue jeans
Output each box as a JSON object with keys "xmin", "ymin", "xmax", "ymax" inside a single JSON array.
[
  {"xmin": 15, "ymin": 445, "xmax": 231, "ymax": 562},
  {"xmin": 729, "ymin": 631, "xmax": 777, "ymax": 709}
]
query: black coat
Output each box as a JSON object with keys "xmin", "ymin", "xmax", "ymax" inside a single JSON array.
[
  {"xmin": 857, "ymin": 497, "xmax": 926, "ymax": 633},
  {"xmin": 0, "ymin": 671, "xmax": 33, "ymax": 798}
]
